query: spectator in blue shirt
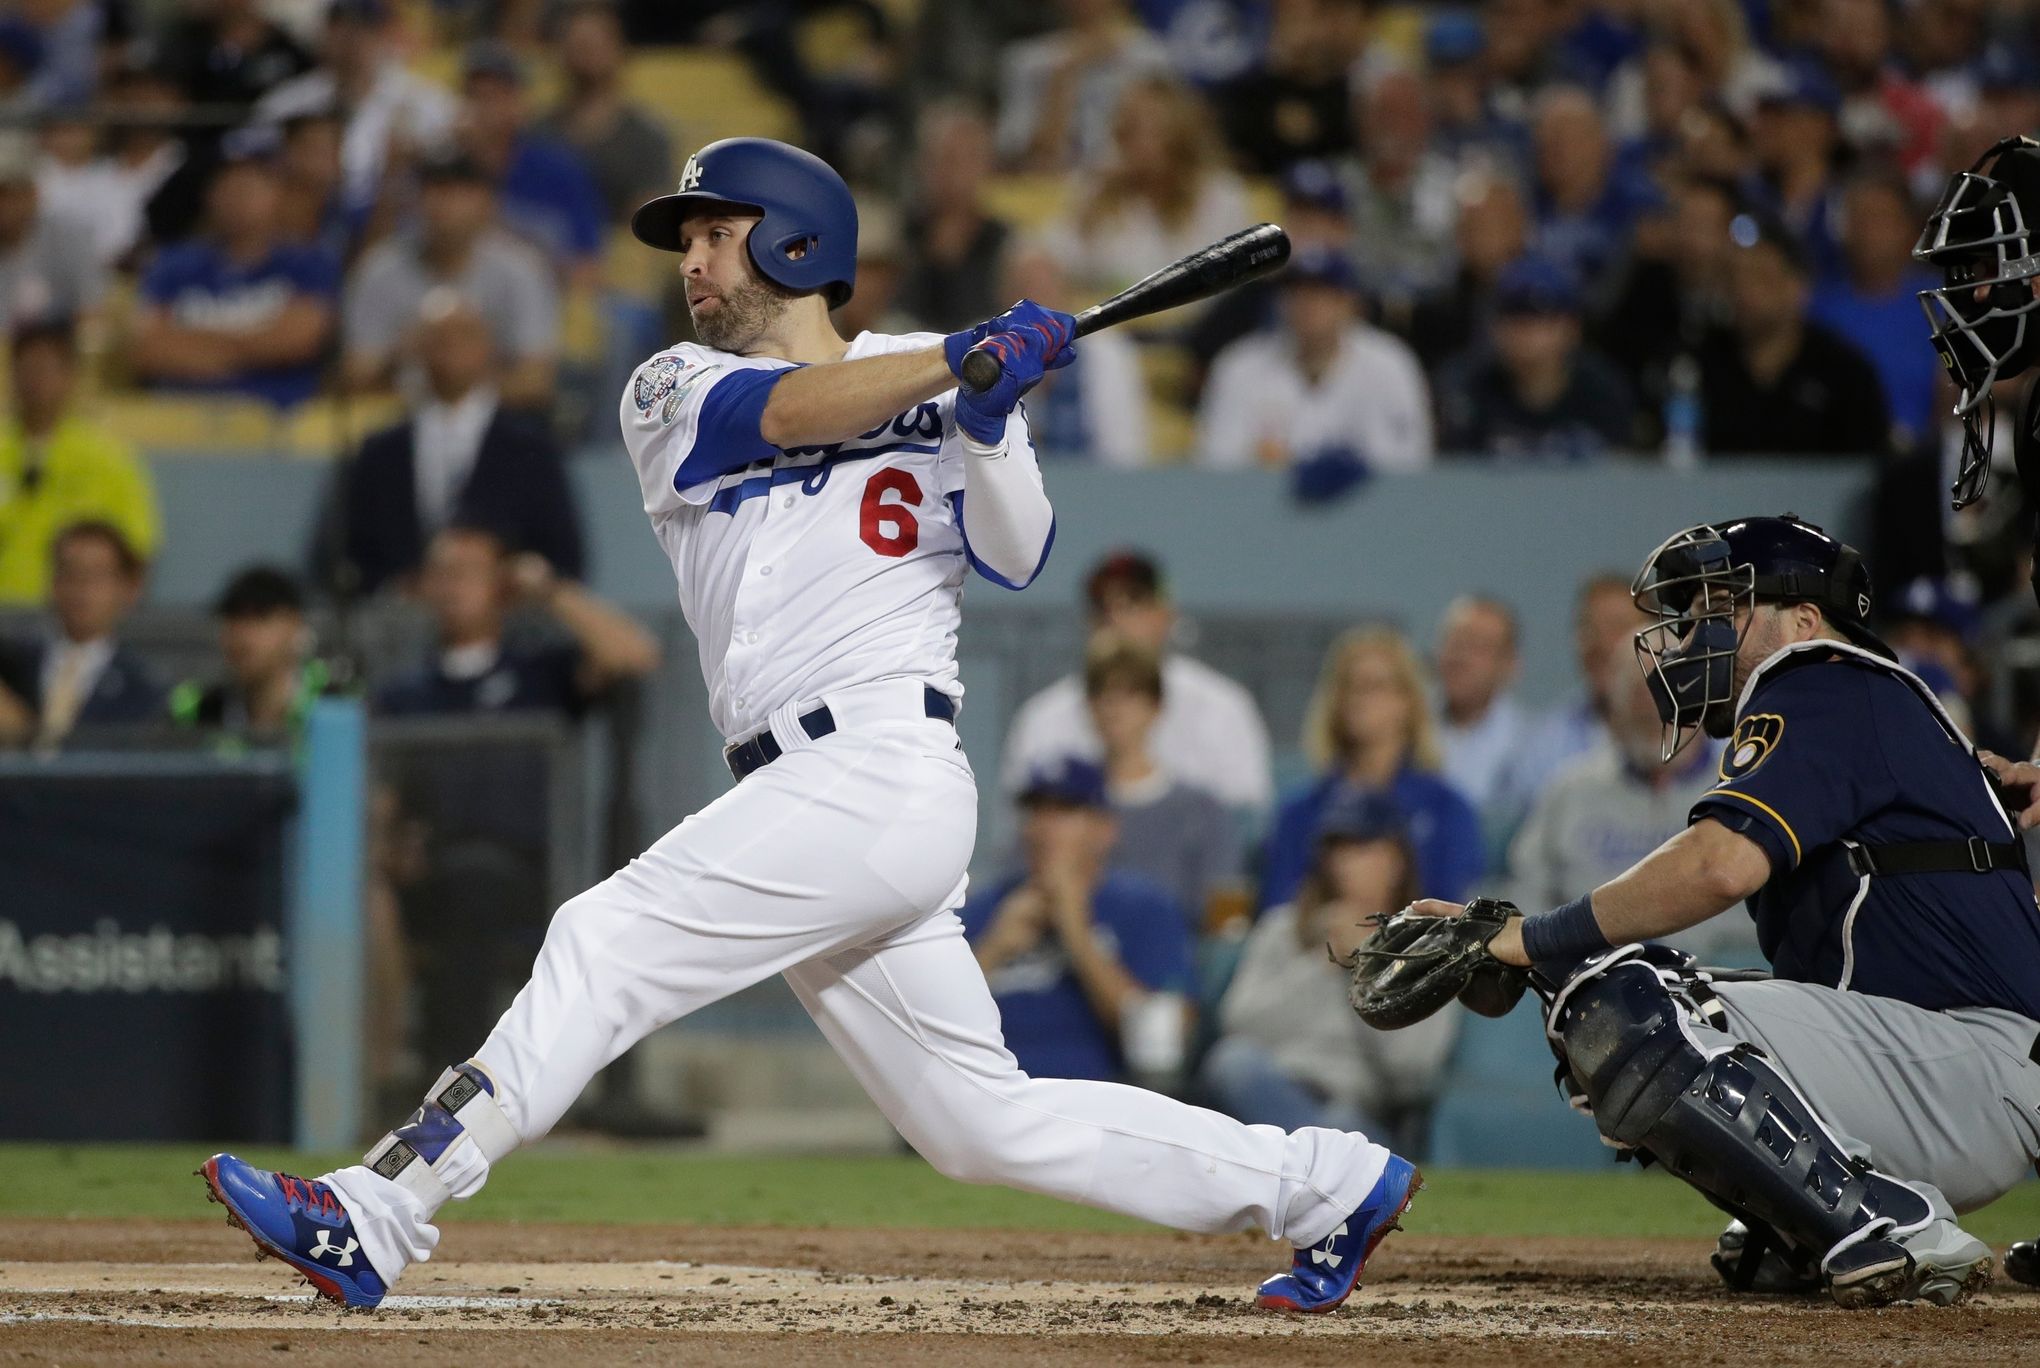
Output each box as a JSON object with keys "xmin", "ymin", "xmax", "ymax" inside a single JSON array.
[
  {"xmin": 1260, "ymin": 626, "xmax": 1484, "ymax": 912},
  {"xmin": 1529, "ymin": 85, "xmax": 1657, "ymax": 290},
  {"xmin": 457, "ymin": 41, "xmax": 606, "ymax": 283},
  {"xmin": 1749, "ymin": 59, "xmax": 1845, "ymax": 283},
  {"xmin": 130, "ymin": 126, "xmax": 339, "ymax": 408},
  {"xmin": 1809, "ymin": 169, "xmax": 1938, "ymax": 446},
  {"xmin": 962, "ymin": 757, "xmax": 1195, "ymax": 1087}
]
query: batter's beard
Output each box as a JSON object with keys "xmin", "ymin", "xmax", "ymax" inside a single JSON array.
[{"xmin": 690, "ymin": 274, "xmax": 799, "ymax": 352}]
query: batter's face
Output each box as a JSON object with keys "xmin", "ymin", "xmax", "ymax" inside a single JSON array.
[{"xmin": 677, "ymin": 213, "xmax": 796, "ymax": 353}]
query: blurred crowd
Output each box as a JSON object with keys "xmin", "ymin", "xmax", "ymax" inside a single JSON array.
[
  {"xmin": 5, "ymin": 0, "xmax": 2040, "ymax": 1148},
  {"xmin": 4, "ymin": 3, "xmax": 2040, "ymax": 584}
]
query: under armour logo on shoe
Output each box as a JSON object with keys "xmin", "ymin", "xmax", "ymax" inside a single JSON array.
[
  {"xmin": 1309, "ymin": 1223, "xmax": 1348, "ymax": 1269},
  {"xmin": 310, "ymin": 1230, "xmax": 358, "ymax": 1267}
]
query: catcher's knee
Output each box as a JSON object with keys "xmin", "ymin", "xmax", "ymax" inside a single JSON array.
[{"xmin": 1547, "ymin": 946, "xmax": 1709, "ymax": 1147}]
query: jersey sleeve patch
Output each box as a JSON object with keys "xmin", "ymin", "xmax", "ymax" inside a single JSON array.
[
  {"xmin": 1721, "ymin": 713, "xmax": 1786, "ymax": 782},
  {"xmin": 632, "ymin": 353, "xmax": 687, "ymax": 416}
]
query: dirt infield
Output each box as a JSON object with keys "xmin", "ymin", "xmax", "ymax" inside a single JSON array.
[{"xmin": 4, "ymin": 1218, "xmax": 2036, "ymax": 1366}]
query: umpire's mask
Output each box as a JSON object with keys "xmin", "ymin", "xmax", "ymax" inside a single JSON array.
[
  {"xmin": 1915, "ymin": 135, "xmax": 2040, "ymax": 508},
  {"xmin": 1631, "ymin": 525, "xmax": 1748, "ymax": 761}
]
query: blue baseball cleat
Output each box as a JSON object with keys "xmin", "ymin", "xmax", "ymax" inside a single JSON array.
[
  {"xmin": 198, "ymin": 1154, "xmax": 387, "ymax": 1309},
  {"xmin": 1255, "ymin": 1154, "xmax": 1421, "ymax": 1313}
]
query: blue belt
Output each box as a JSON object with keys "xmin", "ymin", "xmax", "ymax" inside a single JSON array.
[{"xmin": 725, "ymin": 686, "xmax": 957, "ymax": 782}]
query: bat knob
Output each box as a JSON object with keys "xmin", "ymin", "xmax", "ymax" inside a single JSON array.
[{"xmin": 960, "ymin": 344, "xmax": 1003, "ymax": 395}]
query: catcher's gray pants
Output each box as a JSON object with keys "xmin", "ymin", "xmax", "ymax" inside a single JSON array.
[{"xmin": 1706, "ymin": 979, "xmax": 2040, "ymax": 1214}]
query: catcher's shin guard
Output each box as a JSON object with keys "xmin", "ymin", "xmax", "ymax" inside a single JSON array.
[{"xmin": 1549, "ymin": 953, "xmax": 1934, "ymax": 1286}]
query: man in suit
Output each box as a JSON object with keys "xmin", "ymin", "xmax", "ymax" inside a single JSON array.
[
  {"xmin": 0, "ymin": 520, "xmax": 164, "ymax": 746},
  {"xmin": 334, "ymin": 290, "xmax": 583, "ymax": 595}
]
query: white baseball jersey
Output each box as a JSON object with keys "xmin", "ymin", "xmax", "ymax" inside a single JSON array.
[
  {"xmin": 328, "ymin": 338, "xmax": 1389, "ymax": 1292},
  {"xmin": 620, "ymin": 329, "xmax": 1044, "ymax": 741}
]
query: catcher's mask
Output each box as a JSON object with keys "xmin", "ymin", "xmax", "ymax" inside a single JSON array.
[
  {"xmin": 1914, "ymin": 135, "xmax": 2040, "ymax": 508},
  {"xmin": 1630, "ymin": 515, "xmax": 1887, "ymax": 759}
]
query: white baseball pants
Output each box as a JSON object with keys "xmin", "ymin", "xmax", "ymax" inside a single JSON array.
[{"xmin": 327, "ymin": 690, "xmax": 1389, "ymax": 1283}]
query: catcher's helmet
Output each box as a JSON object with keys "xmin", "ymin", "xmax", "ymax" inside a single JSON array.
[
  {"xmin": 1630, "ymin": 515, "xmax": 1887, "ymax": 756},
  {"xmin": 631, "ymin": 138, "xmax": 858, "ymax": 307},
  {"xmin": 1914, "ymin": 135, "xmax": 2040, "ymax": 506}
]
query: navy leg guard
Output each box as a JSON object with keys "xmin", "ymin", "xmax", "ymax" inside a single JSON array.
[{"xmin": 1549, "ymin": 950, "xmax": 1932, "ymax": 1273}]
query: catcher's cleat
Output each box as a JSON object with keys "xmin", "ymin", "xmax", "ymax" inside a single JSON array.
[
  {"xmin": 1711, "ymin": 1219, "xmax": 1821, "ymax": 1295},
  {"xmin": 1823, "ymin": 1226, "xmax": 1993, "ymax": 1310},
  {"xmin": 2008, "ymin": 1239, "xmax": 2040, "ymax": 1287},
  {"xmin": 1255, "ymin": 1154, "xmax": 1420, "ymax": 1313},
  {"xmin": 199, "ymin": 1154, "xmax": 387, "ymax": 1309}
]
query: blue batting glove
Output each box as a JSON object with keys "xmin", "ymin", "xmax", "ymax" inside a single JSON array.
[
  {"xmin": 942, "ymin": 318, "xmax": 995, "ymax": 379},
  {"xmin": 944, "ymin": 299, "xmax": 1078, "ymax": 380},
  {"xmin": 954, "ymin": 330, "xmax": 1078, "ymax": 443}
]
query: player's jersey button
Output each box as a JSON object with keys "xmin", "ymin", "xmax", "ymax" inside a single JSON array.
[
  {"xmin": 782, "ymin": 496, "xmax": 795, "ymax": 509},
  {"xmin": 759, "ymin": 565, "xmax": 773, "ymax": 576}
]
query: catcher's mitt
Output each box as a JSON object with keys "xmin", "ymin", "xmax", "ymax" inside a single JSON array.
[{"xmin": 1340, "ymin": 898, "xmax": 1530, "ymax": 1030}]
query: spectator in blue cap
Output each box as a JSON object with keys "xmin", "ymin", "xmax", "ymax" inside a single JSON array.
[
  {"xmin": 1882, "ymin": 576, "xmax": 2003, "ymax": 752},
  {"xmin": 1436, "ymin": 255, "xmax": 1637, "ymax": 460},
  {"xmin": 129, "ymin": 125, "xmax": 340, "ymax": 408},
  {"xmin": 1750, "ymin": 58, "xmax": 1845, "ymax": 280},
  {"xmin": 1188, "ymin": 157, "xmax": 1354, "ymax": 384},
  {"xmin": 1197, "ymin": 244, "xmax": 1432, "ymax": 492},
  {"xmin": 962, "ymin": 755, "xmax": 1195, "ymax": 1089},
  {"xmin": 1426, "ymin": 11, "xmax": 1529, "ymax": 171},
  {"xmin": 1204, "ymin": 788, "xmax": 1457, "ymax": 1151},
  {"xmin": 0, "ymin": 18, "xmax": 45, "ymax": 114}
]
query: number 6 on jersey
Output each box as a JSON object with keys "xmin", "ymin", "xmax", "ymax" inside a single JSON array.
[{"xmin": 860, "ymin": 469, "xmax": 923, "ymax": 557}]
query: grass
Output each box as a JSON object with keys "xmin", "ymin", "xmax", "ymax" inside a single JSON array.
[{"xmin": 7, "ymin": 1145, "xmax": 2040, "ymax": 1244}]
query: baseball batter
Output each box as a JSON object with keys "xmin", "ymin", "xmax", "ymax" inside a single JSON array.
[{"xmin": 198, "ymin": 138, "xmax": 1417, "ymax": 1314}]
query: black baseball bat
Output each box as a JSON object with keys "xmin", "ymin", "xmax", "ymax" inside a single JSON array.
[{"xmin": 960, "ymin": 222, "xmax": 1293, "ymax": 393}]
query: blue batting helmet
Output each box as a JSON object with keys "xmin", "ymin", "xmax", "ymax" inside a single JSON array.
[{"xmin": 630, "ymin": 137, "xmax": 858, "ymax": 307}]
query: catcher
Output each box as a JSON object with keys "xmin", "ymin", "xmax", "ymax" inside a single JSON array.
[{"xmin": 1347, "ymin": 514, "xmax": 2040, "ymax": 1309}]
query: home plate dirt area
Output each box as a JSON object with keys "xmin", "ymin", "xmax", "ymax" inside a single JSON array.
[{"xmin": 3, "ymin": 1220, "xmax": 2036, "ymax": 1366}]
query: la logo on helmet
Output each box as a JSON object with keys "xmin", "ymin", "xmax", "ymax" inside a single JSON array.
[{"xmin": 679, "ymin": 155, "xmax": 703, "ymax": 192}]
